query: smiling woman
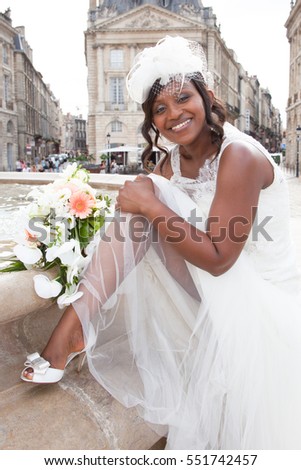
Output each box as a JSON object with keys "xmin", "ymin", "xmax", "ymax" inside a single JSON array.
[{"xmin": 19, "ymin": 36, "xmax": 301, "ymax": 451}]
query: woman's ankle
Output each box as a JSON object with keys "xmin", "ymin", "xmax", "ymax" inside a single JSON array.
[{"xmin": 41, "ymin": 307, "xmax": 84, "ymax": 369}]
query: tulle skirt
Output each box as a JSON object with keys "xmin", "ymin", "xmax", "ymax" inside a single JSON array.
[{"xmin": 73, "ymin": 174, "xmax": 301, "ymax": 449}]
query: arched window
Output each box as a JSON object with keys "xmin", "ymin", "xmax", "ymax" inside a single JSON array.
[
  {"xmin": 7, "ymin": 120, "xmax": 13, "ymax": 134},
  {"xmin": 159, "ymin": 0, "xmax": 170, "ymax": 7}
]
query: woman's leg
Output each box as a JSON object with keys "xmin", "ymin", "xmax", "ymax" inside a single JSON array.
[{"xmin": 22, "ymin": 214, "xmax": 151, "ymax": 379}]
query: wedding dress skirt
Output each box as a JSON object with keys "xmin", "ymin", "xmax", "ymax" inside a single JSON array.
[{"xmin": 73, "ymin": 130, "xmax": 301, "ymax": 449}]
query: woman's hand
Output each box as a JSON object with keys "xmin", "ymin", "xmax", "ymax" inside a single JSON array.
[{"xmin": 115, "ymin": 174, "xmax": 157, "ymax": 215}]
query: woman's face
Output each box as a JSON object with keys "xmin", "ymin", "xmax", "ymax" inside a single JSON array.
[{"xmin": 151, "ymin": 80, "xmax": 210, "ymax": 146}]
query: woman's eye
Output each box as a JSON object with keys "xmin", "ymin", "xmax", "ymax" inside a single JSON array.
[
  {"xmin": 154, "ymin": 105, "xmax": 166, "ymax": 115},
  {"xmin": 177, "ymin": 94, "xmax": 189, "ymax": 103}
]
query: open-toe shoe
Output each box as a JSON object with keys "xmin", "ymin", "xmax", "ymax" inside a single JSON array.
[{"xmin": 20, "ymin": 350, "xmax": 86, "ymax": 384}]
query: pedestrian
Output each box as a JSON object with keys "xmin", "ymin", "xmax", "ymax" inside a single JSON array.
[
  {"xmin": 21, "ymin": 36, "xmax": 301, "ymax": 450},
  {"xmin": 15, "ymin": 159, "xmax": 22, "ymax": 172},
  {"xmin": 110, "ymin": 158, "xmax": 118, "ymax": 173}
]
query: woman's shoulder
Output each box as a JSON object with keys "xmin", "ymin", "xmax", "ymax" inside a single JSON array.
[
  {"xmin": 218, "ymin": 124, "xmax": 274, "ymax": 190},
  {"xmin": 222, "ymin": 122, "xmax": 271, "ymax": 158}
]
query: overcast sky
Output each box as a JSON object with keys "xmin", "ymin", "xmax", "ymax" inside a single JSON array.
[
  {"xmin": 205, "ymin": 0, "xmax": 291, "ymax": 125},
  {"xmin": 6, "ymin": 0, "xmax": 291, "ymax": 124}
]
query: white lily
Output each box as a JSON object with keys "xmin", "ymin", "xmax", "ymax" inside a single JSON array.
[
  {"xmin": 74, "ymin": 169, "xmax": 90, "ymax": 183},
  {"xmin": 45, "ymin": 244, "xmax": 60, "ymax": 262},
  {"xmin": 57, "ymin": 287, "xmax": 83, "ymax": 309},
  {"xmin": 62, "ymin": 162, "xmax": 78, "ymax": 180},
  {"xmin": 33, "ymin": 274, "xmax": 63, "ymax": 299},
  {"xmin": 58, "ymin": 239, "xmax": 79, "ymax": 265},
  {"xmin": 13, "ymin": 244, "xmax": 43, "ymax": 265}
]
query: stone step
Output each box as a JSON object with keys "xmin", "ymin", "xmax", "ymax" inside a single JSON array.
[{"xmin": 0, "ymin": 296, "xmax": 165, "ymax": 450}]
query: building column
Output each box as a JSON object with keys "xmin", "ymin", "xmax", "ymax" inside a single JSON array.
[
  {"xmin": 97, "ymin": 45, "xmax": 105, "ymax": 112},
  {"xmin": 128, "ymin": 44, "xmax": 137, "ymax": 112}
]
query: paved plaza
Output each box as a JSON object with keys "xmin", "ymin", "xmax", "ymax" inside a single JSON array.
[{"xmin": 286, "ymin": 175, "xmax": 301, "ymax": 267}]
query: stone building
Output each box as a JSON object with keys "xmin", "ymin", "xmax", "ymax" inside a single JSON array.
[
  {"xmin": 61, "ymin": 113, "xmax": 87, "ymax": 155},
  {"xmin": 0, "ymin": 9, "xmax": 18, "ymax": 170},
  {"xmin": 75, "ymin": 115, "xmax": 88, "ymax": 155},
  {"xmin": 285, "ymin": 0, "xmax": 301, "ymax": 172},
  {"xmin": 0, "ymin": 8, "xmax": 62, "ymax": 171},
  {"xmin": 85, "ymin": 0, "xmax": 282, "ymax": 162}
]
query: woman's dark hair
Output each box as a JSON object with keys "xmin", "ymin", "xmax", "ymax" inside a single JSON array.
[{"xmin": 141, "ymin": 73, "xmax": 227, "ymax": 172}]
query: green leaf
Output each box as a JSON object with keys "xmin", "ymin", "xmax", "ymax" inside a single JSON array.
[{"xmin": 0, "ymin": 260, "xmax": 27, "ymax": 272}]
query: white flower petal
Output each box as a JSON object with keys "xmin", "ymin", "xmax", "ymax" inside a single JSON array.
[
  {"xmin": 45, "ymin": 245, "xmax": 60, "ymax": 262},
  {"xmin": 13, "ymin": 244, "xmax": 42, "ymax": 265},
  {"xmin": 33, "ymin": 275, "xmax": 63, "ymax": 299},
  {"xmin": 57, "ymin": 290, "xmax": 83, "ymax": 309}
]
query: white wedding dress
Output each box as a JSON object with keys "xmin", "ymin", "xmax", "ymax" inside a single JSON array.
[{"xmin": 73, "ymin": 123, "xmax": 301, "ymax": 449}]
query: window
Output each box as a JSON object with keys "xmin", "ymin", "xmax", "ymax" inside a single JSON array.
[
  {"xmin": 110, "ymin": 50, "xmax": 124, "ymax": 70},
  {"xmin": 4, "ymin": 75, "xmax": 10, "ymax": 104},
  {"xmin": 7, "ymin": 120, "xmax": 13, "ymax": 134},
  {"xmin": 110, "ymin": 77, "xmax": 125, "ymax": 109},
  {"xmin": 3, "ymin": 44, "xmax": 8, "ymax": 65},
  {"xmin": 111, "ymin": 121, "xmax": 122, "ymax": 132}
]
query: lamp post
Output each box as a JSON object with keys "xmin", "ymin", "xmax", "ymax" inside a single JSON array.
[
  {"xmin": 106, "ymin": 132, "xmax": 111, "ymax": 173},
  {"xmin": 296, "ymin": 125, "xmax": 301, "ymax": 178}
]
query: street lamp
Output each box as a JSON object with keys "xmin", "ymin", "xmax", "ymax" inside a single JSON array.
[
  {"xmin": 106, "ymin": 133, "xmax": 111, "ymax": 173},
  {"xmin": 296, "ymin": 125, "xmax": 301, "ymax": 178}
]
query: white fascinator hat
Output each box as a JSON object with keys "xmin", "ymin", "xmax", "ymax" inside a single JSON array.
[{"xmin": 126, "ymin": 35, "xmax": 213, "ymax": 104}]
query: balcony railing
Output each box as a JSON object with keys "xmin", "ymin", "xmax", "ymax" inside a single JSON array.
[
  {"xmin": 103, "ymin": 101, "xmax": 143, "ymax": 112},
  {"xmin": 104, "ymin": 102, "xmax": 126, "ymax": 111}
]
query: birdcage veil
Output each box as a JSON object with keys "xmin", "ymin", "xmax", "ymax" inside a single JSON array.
[{"xmin": 126, "ymin": 36, "xmax": 213, "ymax": 104}]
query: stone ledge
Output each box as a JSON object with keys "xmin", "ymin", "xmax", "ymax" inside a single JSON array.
[
  {"xmin": 0, "ymin": 171, "xmax": 136, "ymax": 189},
  {"xmin": 0, "ymin": 263, "xmax": 165, "ymax": 450},
  {"xmin": 0, "ymin": 270, "xmax": 55, "ymax": 324},
  {"xmin": 0, "ymin": 281, "xmax": 165, "ymax": 450}
]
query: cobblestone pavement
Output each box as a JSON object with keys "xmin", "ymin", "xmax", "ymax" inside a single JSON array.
[
  {"xmin": 287, "ymin": 176, "xmax": 301, "ymax": 218},
  {"xmin": 286, "ymin": 175, "xmax": 301, "ymax": 268}
]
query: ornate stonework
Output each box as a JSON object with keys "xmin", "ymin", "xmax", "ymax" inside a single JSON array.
[
  {"xmin": 86, "ymin": 1, "xmax": 282, "ymax": 162},
  {"xmin": 124, "ymin": 11, "xmax": 170, "ymax": 28}
]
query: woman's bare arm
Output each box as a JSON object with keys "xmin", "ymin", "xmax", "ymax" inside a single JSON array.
[{"xmin": 117, "ymin": 142, "xmax": 274, "ymax": 276}]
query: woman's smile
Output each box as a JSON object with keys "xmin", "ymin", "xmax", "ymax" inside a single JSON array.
[{"xmin": 170, "ymin": 118, "xmax": 192, "ymax": 132}]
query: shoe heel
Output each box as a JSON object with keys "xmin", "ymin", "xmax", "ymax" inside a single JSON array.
[{"xmin": 77, "ymin": 352, "xmax": 86, "ymax": 372}]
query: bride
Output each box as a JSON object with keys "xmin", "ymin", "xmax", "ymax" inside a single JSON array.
[{"xmin": 21, "ymin": 36, "xmax": 301, "ymax": 450}]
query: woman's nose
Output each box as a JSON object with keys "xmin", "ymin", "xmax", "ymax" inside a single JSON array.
[{"xmin": 167, "ymin": 102, "xmax": 182, "ymax": 119}]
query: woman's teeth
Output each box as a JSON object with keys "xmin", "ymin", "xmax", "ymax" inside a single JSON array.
[{"xmin": 172, "ymin": 119, "xmax": 191, "ymax": 131}]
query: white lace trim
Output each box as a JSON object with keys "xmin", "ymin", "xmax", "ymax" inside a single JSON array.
[{"xmin": 170, "ymin": 146, "xmax": 218, "ymax": 202}]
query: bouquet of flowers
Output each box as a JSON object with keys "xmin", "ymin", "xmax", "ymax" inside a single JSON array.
[{"xmin": 0, "ymin": 163, "xmax": 111, "ymax": 308}]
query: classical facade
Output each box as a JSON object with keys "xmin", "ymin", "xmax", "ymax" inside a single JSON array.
[
  {"xmin": 85, "ymin": 0, "xmax": 282, "ymax": 162},
  {"xmin": 0, "ymin": 8, "xmax": 63, "ymax": 170},
  {"xmin": 0, "ymin": 9, "xmax": 18, "ymax": 170},
  {"xmin": 61, "ymin": 113, "xmax": 87, "ymax": 155},
  {"xmin": 285, "ymin": 0, "xmax": 301, "ymax": 171}
]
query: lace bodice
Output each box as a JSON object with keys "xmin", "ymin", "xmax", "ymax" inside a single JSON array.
[{"xmin": 169, "ymin": 145, "xmax": 218, "ymax": 203}]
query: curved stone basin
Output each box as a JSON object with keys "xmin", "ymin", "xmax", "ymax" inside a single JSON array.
[{"xmin": 0, "ymin": 173, "xmax": 165, "ymax": 450}]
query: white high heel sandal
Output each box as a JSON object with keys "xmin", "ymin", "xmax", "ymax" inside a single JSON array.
[
  {"xmin": 20, "ymin": 350, "xmax": 87, "ymax": 384},
  {"xmin": 21, "ymin": 325, "xmax": 95, "ymax": 384}
]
